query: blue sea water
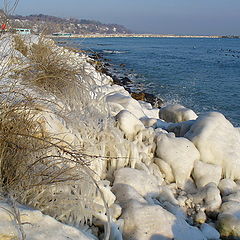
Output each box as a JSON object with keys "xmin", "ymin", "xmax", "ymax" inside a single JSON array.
[{"xmin": 64, "ymin": 37, "xmax": 240, "ymax": 126}]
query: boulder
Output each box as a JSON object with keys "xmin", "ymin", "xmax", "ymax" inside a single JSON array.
[
  {"xmin": 156, "ymin": 133, "xmax": 200, "ymax": 187},
  {"xmin": 167, "ymin": 120, "xmax": 195, "ymax": 137},
  {"xmin": 113, "ymin": 168, "xmax": 160, "ymax": 198},
  {"xmin": 218, "ymin": 178, "xmax": 238, "ymax": 196},
  {"xmin": 185, "ymin": 112, "xmax": 240, "ymax": 180},
  {"xmin": 159, "ymin": 104, "xmax": 198, "ymax": 123},
  {"xmin": 121, "ymin": 200, "xmax": 206, "ymax": 240},
  {"xmin": 115, "ymin": 110, "xmax": 145, "ymax": 140},
  {"xmin": 111, "ymin": 184, "xmax": 147, "ymax": 209},
  {"xmin": 192, "ymin": 161, "xmax": 222, "ymax": 188},
  {"xmin": 154, "ymin": 158, "xmax": 175, "ymax": 183},
  {"xmin": 222, "ymin": 191, "xmax": 240, "ymax": 203},
  {"xmin": 0, "ymin": 201, "xmax": 96, "ymax": 240},
  {"xmin": 107, "ymin": 93, "xmax": 158, "ymax": 119},
  {"xmin": 193, "ymin": 183, "xmax": 222, "ymax": 212},
  {"xmin": 217, "ymin": 201, "xmax": 240, "ymax": 238}
]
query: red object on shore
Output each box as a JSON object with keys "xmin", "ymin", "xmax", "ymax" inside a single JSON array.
[{"xmin": 1, "ymin": 24, "xmax": 6, "ymax": 30}]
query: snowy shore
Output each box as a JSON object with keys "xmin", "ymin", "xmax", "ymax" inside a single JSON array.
[{"xmin": 0, "ymin": 34, "xmax": 240, "ymax": 240}]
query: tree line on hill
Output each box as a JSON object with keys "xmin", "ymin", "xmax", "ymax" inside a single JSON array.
[{"xmin": 0, "ymin": 11, "xmax": 131, "ymax": 34}]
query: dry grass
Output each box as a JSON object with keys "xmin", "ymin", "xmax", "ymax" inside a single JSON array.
[
  {"xmin": 0, "ymin": 88, "xmax": 107, "ymax": 230},
  {"xmin": 12, "ymin": 36, "xmax": 93, "ymax": 112},
  {"xmin": 13, "ymin": 35, "xmax": 28, "ymax": 56}
]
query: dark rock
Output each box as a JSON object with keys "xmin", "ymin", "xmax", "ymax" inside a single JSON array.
[
  {"xmin": 144, "ymin": 92, "xmax": 164, "ymax": 108},
  {"xmin": 131, "ymin": 91, "xmax": 164, "ymax": 108},
  {"xmin": 112, "ymin": 75, "xmax": 122, "ymax": 85},
  {"xmin": 120, "ymin": 77, "xmax": 132, "ymax": 85},
  {"xmin": 125, "ymin": 87, "xmax": 132, "ymax": 93},
  {"xmin": 131, "ymin": 92, "xmax": 145, "ymax": 101}
]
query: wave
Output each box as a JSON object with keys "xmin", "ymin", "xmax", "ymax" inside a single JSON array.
[{"xmin": 103, "ymin": 50, "xmax": 128, "ymax": 54}]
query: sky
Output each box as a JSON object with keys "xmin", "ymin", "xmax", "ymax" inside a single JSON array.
[{"xmin": 5, "ymin": 0, "xmax": 240, "ymax": 35}]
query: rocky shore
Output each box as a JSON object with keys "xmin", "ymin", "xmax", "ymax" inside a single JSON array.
[{"xmin": 0, "ymin": 34, "xmax": 240, "ymax": 240}]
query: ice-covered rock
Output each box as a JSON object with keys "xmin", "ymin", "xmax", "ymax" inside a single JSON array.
[
  {"xmin": 185, "ymin": 112, "xmax": 240, "ymax": 180},
  {"xmin": 159, "ymin": 104, "xmax": 198, "ymax": 123},
  {"xmin": 195, "ymin": 209, "xmax": 207, "ymax": 224},
  {"xmin": 94, "ymin": 84, "xmax": 130, "ymax": 97},
  {"xmin": 111, "ymin": 184, "xmax": 147, "ymax": 209},
  {"xmin": 140, "ymin": 117, "xmax": 158, "ymax": 128},
  {"xmin": 193, "ymin": 183, "xmax": 222, "ymax": 212},
  {"xmin": 113, "ymin": 168, "xmax": 160, "ymax": 198},
  {"xmin": 107, "ymin": 93, "xmax": 158, "ymax": 119},
  {"xmin": 156, "ymin": 133, "xmax": 200, "ymax": 187},
  {"xmin": 182, "ymin": 178, "xmax": 198, "ymax": 194},
  {"xmin": 217, "ymin": 201, "xmax": 240, "ymax": 238},
  {"xmin": 218, "ymin": 178, "xmax": 238, "ymax": 196},
  {"xmin": 0, "ymin": 201, "xmax": 96, "ymax": 240},
  {"xmin": 193, "ymin": 161, "xmax": 222, "ymax": 188},
  {"xmin": 121, "ymin": 200, "xmax": 206, "ymax": 240},
  {"xmin": 154, "ymin": 158, "xmax": 175, "ymax": 183},
  {"xmin": 140, "ymin": 117, "xmax": 170, "ymax": 130},
  {"xmin": 138, "ymin": 101, "xmax": 160, "ymax": 119},
  {"xmin": 158, "ymin": 186, "xmax": 179, "ymax": 205},
  {"xmin": 222, "ymin": 191, "xmax": 240, "ymax": 203},
  {"xmin": 167, "ymin": 120, "xmax": 195, "ymax": 137},
  {"xmin": 115, "ymin": 110, "xmax": 145, "ymax": 140}
]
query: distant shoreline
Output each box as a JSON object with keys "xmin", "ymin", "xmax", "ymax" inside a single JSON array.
[{"xmin": 49, "ymin": 33, "xmax": 240, "ymax": 39}]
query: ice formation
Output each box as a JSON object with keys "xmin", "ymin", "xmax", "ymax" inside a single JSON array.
[
  {"xmin": 185, "ymin": 112, "xmax": 240, "ymax": 180},
  {"xmin": 1, "ymin": 34, "xmax": 240, "ymax": 240},
  {"xmin": 159, "ymin": 104, "xmax": 198, "ymax": 123}
]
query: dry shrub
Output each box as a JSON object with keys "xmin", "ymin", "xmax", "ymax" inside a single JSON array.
[
  {"xmin": 0, "ymin": 90, "xmax": 104, "ymax": 228},
  {"xmin": 13, "ymin": 35, "xmax": 28, "ymax": 56},
  {"xmin": 12, "ymin": 36, "xmax": 91, "ymax": 110}
]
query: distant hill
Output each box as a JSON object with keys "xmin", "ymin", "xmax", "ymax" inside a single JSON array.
[{"xmin": 8, "ymin": 14, "xmax": 132, "ymax": 34}]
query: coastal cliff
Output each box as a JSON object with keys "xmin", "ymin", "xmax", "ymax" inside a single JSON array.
[{"xmin": 0, "ymin": 34, "xmax": 240, "ymax": 240}]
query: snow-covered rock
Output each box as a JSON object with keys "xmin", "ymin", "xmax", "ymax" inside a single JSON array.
[
  {"xmin": 195, "ymin": 209, "xmax": 207, "ymax": 224},
  {"xmin": 167, "ymin": 120, "xmax": 195, "ymax": 137},
  {"xmin": 115, "ymin": 110, "xmax": 145, "ymax": 140},
  {"xmin": 113, "ymin": 168, "xmax": 160, "ymax": 198},
  {"xmin": 156, "ymin": 133, "xmax": 200, "ymax": 188},
  {"xmin": 222, "ymin": 191, "xmax": 240, "ymax": 203},
  {"xmin": 218, "ymin": 178, "xmax": 238, "ymax": 196},
  {"xmin": 193, "ymin": 183, "xmax": 222, "ymax": 212},
  {"xmin": 185, "ymin": 112, "xmax": 240, "ymax": 180},
  {"xmin": 193, "ymin": 161, "xmax": 222, "ymax": 188},
  {"xmin": 159, "ymin": 104, "xmax": 198, "ymax": 123},
  {"xmin": 107, "ymin": 93, "xmax": 158, "ymax": 119},
  {"xmin": 121, "ymin": 200, "xmax": 206, "ymax": 240},
  {"xmin": 112, "ymin": 183, "xmax": 147, "ymax": 208},
  {"xmin": 0, "ymin": 201, "xmax": 96, "ymax": 240},
  {"xmin": 217, "ymin": 201, "xmax": 240, "ymax": 238},
  {"xmin": 154, "ymin": 158, "xmax": 175, "ymax": 183}
]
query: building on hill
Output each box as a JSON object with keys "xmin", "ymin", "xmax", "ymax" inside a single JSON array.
[{"xmin": 14, "ymin": 28, "xmax": 31, "ymax": 34}]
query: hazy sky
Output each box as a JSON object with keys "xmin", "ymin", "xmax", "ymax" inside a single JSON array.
[{"xmin": 7, "ymin": 0, "xmax": 240, "ymax": 35}]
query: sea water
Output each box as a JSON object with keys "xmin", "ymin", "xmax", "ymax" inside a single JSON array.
[{"xmin": 64, "ymin": 37, "xmax": 240, "ymax": 126}]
